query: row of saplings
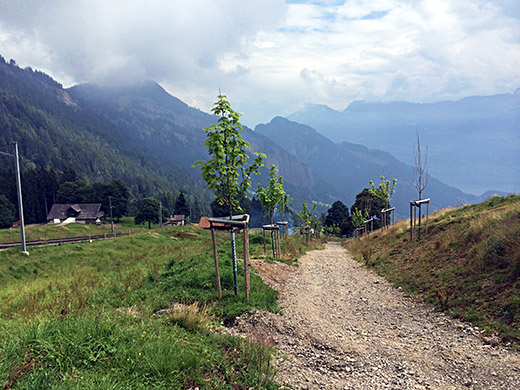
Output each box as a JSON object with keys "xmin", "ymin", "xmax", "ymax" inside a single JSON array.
[
  {"xmin": 194, "ymin": 94, "xmax": 399, "ymax": 299},
  {"xmin": 322, "ymin": 176, "xmax": 397, "ymax": 238}
]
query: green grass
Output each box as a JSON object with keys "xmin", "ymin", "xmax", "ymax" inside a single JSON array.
[
  {"xmin": 0, "ymin": 225, "xmax": 323, "ymax": 388},
  {"xmin": 347, "ymin": 194, "xmax": 520, "ymax": 347},
  {"xmin": 0, "ymin": 217, "xmax": 148, "ymax": 244}
]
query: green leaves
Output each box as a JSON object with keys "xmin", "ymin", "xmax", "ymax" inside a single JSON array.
[
  {"xmin": 193, "ymin": 94, "xmax": 264, "ymax": 217},
  {"xmin": 256, "ymin": 165, "xmax": 291, "ymax": 225},
  {"xmin": 296, "ymin": 202, "xmax": 317, "ymax": 227},
  {"xmin": 368, "ymin": 175, "xmax": 397, "ymax": 208}
]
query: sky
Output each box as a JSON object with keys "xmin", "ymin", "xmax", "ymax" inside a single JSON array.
[{"xmin": 0, "ymin": 0, "xmax": 519, "ymax": 127}]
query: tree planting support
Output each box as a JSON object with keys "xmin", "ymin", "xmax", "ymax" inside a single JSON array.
[
  {"xmin": 276, "ymin": 221, "xmax": 289, "ymax": 239},
  {"xmin": 409, "ymin": 198, "xmax": 430, "ymax": 240},
  {"xmin": 209, "ymin": 214, "xmax": 251, "ymax": 300},
  {"xmin": 381, "ymin": 207, "xmax": 395, "ymax": 229},
  {"xmin": 364, "ymin": 218, "xmax": 374, "ymax": 236},
  {"xmin": 262, "ymin": 224, "xmax": 281, "ymax": 258}
]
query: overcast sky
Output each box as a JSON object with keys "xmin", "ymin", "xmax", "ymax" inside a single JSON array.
[{"xmin": 0, "ymin": 0, "xmax": 519, "ymax": 126}]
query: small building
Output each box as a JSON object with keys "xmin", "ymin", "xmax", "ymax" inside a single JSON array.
[
  {"xmin": 47, "ymin": 204, "xmax": 105, "ymax": 225},
  {"xmin": 165, "ymin": 214, "xmax": 185, "ymax": 226}
]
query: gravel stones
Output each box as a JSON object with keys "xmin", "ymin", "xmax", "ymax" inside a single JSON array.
[{"xmin": 228, "ymin": 242, "xmax": 520, "ymax": 389}]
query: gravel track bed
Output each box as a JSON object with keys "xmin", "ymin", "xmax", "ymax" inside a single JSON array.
[{"xmin": 229, "ymin": 242, "xmax": 520, "ymax": 389}]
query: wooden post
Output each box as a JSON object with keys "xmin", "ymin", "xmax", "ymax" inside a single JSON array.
[
  {"xmin": 263, "ymin": 228, "xmax": 266, "ymax": 255},
  {"xmin": 243, "ymin": 226, "xmax": 250, "ymax": 301},
  {"xmin": 409, "ymin": 202, "xmax": 413, "ymax": 241},
  {"xmin": 426, "ymin": 201, "xmax": 430, "ymax": 235},
  {"xmin": 276, "ymin": 229, "xmax": 281, "ymax": 258},
  {"xmin": 211, "ymin": 228, "xmax": 222, "ymax": 299}
]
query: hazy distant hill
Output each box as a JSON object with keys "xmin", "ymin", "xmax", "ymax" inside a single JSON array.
[
  {"xmin": 288, "ymin": 92, "xmax": 520, "ymax": 195},
  {"xmin": 256, "ymin": 117, "xmax": 478, "ymax": 216},
  {"xmin": 1, "ymin": 55, "xmax": 488, "ymax": 220}
]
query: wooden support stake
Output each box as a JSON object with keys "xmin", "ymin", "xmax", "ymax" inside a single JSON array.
[
  {"xmin": 426, "ymin": 201, "xmax": 430, "ymax": 235},
  {"xmin": 263, "ymin": 228, "xmax": 266, "ymax": 255},
  {"xmin": 409, "ymin": 202, "xmax": 413, "ymax": 241},
  {"xmin": 242, "ymin": 226, "xmax": 250, "ymax": 301},
  {"xmin": 211, "ymin": 228, "xmax": 222, "ymax": 299},
  {"xmin": 276, "ymin": 229, "xmax": 281, "ymax": 258}
]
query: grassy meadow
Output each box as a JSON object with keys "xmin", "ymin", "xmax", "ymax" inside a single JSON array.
[
  {"xmin": 0, "ymin": 217, "xmax": 148, "ymax": 244},
  {"xmin": 347, "ymin": 194, "xmax": 520, "ymax": 346},
  {"xmin": 0, "ymin": 224, "xmax": 325, "ymax": 389}
]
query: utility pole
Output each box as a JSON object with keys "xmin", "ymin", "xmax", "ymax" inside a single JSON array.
[{"xmin": 0, "ymin": 142, "xmax": 28, "ymax": 254}]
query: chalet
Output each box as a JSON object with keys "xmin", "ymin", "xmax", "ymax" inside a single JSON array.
[
  {"xmin": 47, "ymin": 204, "xmax": 105, "ymax": 225},
  {"xmin": 165, "ymin": 214, "xmax": 185, "ymax": 226}
]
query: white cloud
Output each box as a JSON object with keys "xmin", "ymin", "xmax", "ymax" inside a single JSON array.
[{"xmin": 0, "ymin": 0, "xmax": 519, "ymax": 126}]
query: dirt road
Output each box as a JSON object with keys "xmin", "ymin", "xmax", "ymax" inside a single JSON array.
[{"xmin": 232, "ymin": 242, "xmax": 520, "ymax": 389}]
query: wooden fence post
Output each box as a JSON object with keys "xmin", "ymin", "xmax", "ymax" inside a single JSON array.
[
  {"xmin": 211, "ymin": 227, "xmax": 222, "ymax": 299},
  {"xmin": 243, "ymin": 226, "xmax": 250, "ymax": 301}
]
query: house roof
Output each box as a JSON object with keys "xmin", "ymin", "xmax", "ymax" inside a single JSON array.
[
  {"xmin": 168, "ymin": 214, "xmax": 185, "ymax": 221},
  {"xmin": 47, "ymin": 204, "xmax": 104, "ymax": 220}
]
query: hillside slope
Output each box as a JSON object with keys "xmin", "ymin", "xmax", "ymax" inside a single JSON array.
[{"xmin": 347, "ymin": 195, "xmax": 520, "ymax": 346}]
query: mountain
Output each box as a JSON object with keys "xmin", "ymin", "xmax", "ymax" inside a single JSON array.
[
  {"xmin": 1, "ymin": 55, "xmax": 485, "ymax": 222},
  {"xmin": 0, "ymin": 57, "xmax": 197, "ymax": 198},
  {"xmin": 0, "ymin": 56, "xmax": 331, "ymax": 217},
  {"xmin": 288, "ymin": 92, "xmax": 520, "ymax": 195},
  {"xmin": 67, "ymin": 82, "xmax": 333, "ymax": 207},
  {"xmin": 255, "ymin": 117, "xmax": 478, "ymax": 217}
]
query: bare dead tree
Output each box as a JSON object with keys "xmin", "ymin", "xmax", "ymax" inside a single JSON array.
[
  {"xmin": 413, "ymin": 130, "xmax": 428, "ymax": 200},
  {"xmin": 412, "ymin": 130, "xmax": 428, "ymax": 238}
]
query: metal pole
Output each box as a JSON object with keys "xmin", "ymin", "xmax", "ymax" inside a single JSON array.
[
  {"xmin": 231, "ymin": 232, "xmax": 238, "ymax": 296},
  {"xmin": 14, "ymin": 143, "xmax": 27, "ymax": 254}
]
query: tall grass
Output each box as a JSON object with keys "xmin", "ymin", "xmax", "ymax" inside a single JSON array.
[{"xmin": 0, "ymin": 225, "xmax": 321, "ymax": 388}]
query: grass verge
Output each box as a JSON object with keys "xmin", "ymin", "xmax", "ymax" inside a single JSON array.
[
  {"xmin": 0, "ymin": 225, "xmax": 323, "ymax": 388},
  {"xmin": 346, "ymin": 195, "xmax": 520, "ymax": 348}
]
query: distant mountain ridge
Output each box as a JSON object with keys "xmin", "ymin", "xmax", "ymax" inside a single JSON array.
[
  {"xmin": 288, "ymin": 91, "xmax": 520, "ymax": 195},
  {"xmin": 1, "ymin": 54, "xmax": 494, "ymax": 221},
  {"xmin": 255, "ymin": 117, "xmax": 478, "ymax": 216}
]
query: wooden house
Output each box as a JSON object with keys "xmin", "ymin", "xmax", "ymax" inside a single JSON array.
[{"xmin": 47, "ymin": 204, "xmax": 105, "ymax": 225}]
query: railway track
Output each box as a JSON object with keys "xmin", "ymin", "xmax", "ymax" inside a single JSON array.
[{"xmin": 0, "ymin": 232, "xmax": 129, "ymax": 250}]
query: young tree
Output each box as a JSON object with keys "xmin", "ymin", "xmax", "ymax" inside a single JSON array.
[
  {"xmin": 368, "ymin": 175, "xmax": 397, "ymax": 209},
  {"xmin": 193, "ymin": 93, "xmax": 264, "ymax": 218},
  {"xmin": 256, "ymin": 164, "xmax": 290, "ymax": 225},
  {"xmin": 413, "ymin": 131, "xmax": 428, "ymax": 200},
  {"xmin": 135, "ymin": 198, "xmax": 164, "ymax": 229},
  {"xmin": 352, "ymin": 208, "xmax": 369, "ymax": 229},
  {"xmin": 296, "ymin": 202, "xmax": 317, "ymax": 227}
]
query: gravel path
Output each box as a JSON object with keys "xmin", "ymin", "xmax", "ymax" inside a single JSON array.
[{"xmin": 231, "ymin": 242, "xmax": 520, "ymax": 389}]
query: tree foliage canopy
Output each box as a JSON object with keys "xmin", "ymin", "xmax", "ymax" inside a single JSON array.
[
  {"xmin": 368, "ymin": 175, "xmax": 397, "ymax": 208},
  {"xmin": 135, "ymin": 198, "xmax": 163, "ymax": 229},
  {"xmin": 194, "ymin": 94, "xmax": 264, "ymax": 218},
  {"xmin": 324, "ymin": 200, "xmax": 349, "ymax": 227},
  {"xmin": 256, "ymin": 164, "xmax": 291, "ymax": 225}
]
